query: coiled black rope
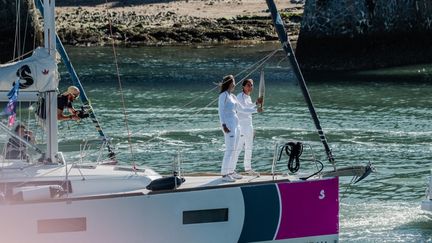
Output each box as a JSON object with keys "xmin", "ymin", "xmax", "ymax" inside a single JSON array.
[{"xmin": 277, "ymin": 142, "xmax": 303, "ymax": 173}]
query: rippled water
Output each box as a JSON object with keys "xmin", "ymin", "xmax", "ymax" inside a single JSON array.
[{"xmin": 16, "ymin": 43, "xmax": 432, "ymax": 241}]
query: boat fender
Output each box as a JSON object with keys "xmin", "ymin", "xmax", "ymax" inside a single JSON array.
[{"xmin": 146, "ymin": 176, "xmax": 185, "ymax": 191}]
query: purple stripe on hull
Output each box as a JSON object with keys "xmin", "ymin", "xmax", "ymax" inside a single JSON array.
[{"xmin": 276, "ymin": 177, "xmax": 339, "ymax": 240}]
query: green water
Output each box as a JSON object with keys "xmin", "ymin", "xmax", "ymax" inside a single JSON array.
[{"xmin": 29, "ymin": 43, "xmax": 432, "ymax": 241}]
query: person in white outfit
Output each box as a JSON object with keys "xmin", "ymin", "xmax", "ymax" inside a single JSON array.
[
  {"xmin": 218, "ymin": 75, "xmax": 262, "ymax": 182},
  {"xmin": 233, "ymin": 79, "xmax": 262, "ymax": 176}
]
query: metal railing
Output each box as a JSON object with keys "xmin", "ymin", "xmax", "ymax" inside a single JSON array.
[{"xmin": 271, "ymin": 141, "xmax": 323, "ymax": 181}]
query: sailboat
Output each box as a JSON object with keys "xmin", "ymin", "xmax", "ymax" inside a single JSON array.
[{"xmin": 0, "ymin": 0, "xmax": 372, "ymax": 242}]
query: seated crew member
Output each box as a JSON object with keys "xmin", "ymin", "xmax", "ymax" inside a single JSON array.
[
  {"xmin": 5, "ymin": 124, "xmax": 35, "ymax": 160},
  {"xmin": 57, "ymin": 86, "xmax": 81, "ymax": 121}
]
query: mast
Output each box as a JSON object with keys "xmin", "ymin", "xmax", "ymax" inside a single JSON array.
[
  {"xmin": 265, "ymin": 0, "xmax": 336, "ymax": 170},
  {"xmin": 44, "ymin": 0, "xmax": 58, "ymax": 162},
  {"xmin": 35, "ymin": 0, "xmax": 116, "ymax": 160}
]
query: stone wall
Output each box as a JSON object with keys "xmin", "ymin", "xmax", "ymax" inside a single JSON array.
[{"xmin": 296, "ymin": 0, "xmax": 432, "ymax": 71}]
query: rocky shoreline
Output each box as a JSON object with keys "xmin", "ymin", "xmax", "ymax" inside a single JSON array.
[
  {"xmin": 7, "ymin": 1, "xmax": 430, "ymax": 72},
  {"xmin": 0, "ymin": 0, "xmax": 303, "ymax": 63},
  {"xmin": 54, "ymin": 5, "xmax": 303, "ymax": 47}
]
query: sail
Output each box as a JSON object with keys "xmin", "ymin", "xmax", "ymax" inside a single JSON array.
[{"xmin": 0, "ymin": 47, "xmax": 58, "ymax": 102}]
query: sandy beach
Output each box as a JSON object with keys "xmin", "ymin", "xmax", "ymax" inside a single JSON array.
[{"xmin": 53, "ymin": 0, "xmax": 304, "ymax": 46}]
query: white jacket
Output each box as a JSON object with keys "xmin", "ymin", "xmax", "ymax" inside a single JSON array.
[
  {"xmin": 236, "ymin": 92, "xmax": 256, "ymax": 127},
  {"xmin": 218, "ymin": 91, "xmax": 256, "ymax": 130}
]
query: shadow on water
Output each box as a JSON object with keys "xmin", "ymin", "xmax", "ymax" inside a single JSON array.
[
  {"xmin": 304, "ymin": 63, "xmax": 432, "ymax": 83},
  {"xmin": 57, "ymin": 0, "xmax": 177, "ymax": 7}
]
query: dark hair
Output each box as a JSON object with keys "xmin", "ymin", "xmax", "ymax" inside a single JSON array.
[
  {"xmin": 220, "ymin": 75, "xmax": 234, "ymax": 93},
  {"xmin": 14, "ymin": 124, "xmax": 26, "ymax": 132},
  {"xmin": 242, "ymin": 78, "xmax": 253, "ymax": 87}
]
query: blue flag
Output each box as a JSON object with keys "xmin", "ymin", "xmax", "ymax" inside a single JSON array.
[{"xmin": 1, "ymin": 79, "xmax": 20, "ymax": 126}]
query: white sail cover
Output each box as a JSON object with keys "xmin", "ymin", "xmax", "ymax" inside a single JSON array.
[{"xmin": 0, "ymin": 47, "xmax": 58, "ymax": 101}]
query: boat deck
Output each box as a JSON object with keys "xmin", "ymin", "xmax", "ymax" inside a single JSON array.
[
  {"xmin": 147, "ymin": 173, "xmax": 297, "ymax": 195},
  {"xmin": 0, "ymin": 160, "xmax": 305, "ymax": 202}
]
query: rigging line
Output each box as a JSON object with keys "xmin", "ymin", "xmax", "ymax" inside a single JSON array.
[
  {"xmin": 234, "ymin": 49, "xmax": 278, "ymax": 83},
  {"xmin": 104, "ymin": 1, "xmax": 135, "ymax": 166},
  {"xmin": 181, "ymin": 85, "xmax": 219, "ymax": 108},
  {"xmin": 190, "ymin": 51, "xmax": 274, "ymax": 117},
  {"xmin": 276, "ymin": 56, "xmax": 288, "ymax": 67},
  {"xmin": 132, "ymin": 49, "xmax": 274, "ymax": 145},
  {"xmin": 6, "ymin": 50, "xmax": 34, "ymax": 64},
  {"xmin": 234, "ymin": 49, "xmax": 281, "ymax": 79},
  {"xmin": 185, "ymin": 48, "xmax": 277, "ymax": 118},
  {"xmin": 127, "ymin": 49, "xmax": 278, "ymax": 141},
  {"xmin": 21, "ymin": 3, "xmax": 30, "ymax": 59},
  {"xmin": 132, "ymin": 53, "xmax": 271, "ymax": 148},
  {"xmin": 13, "ymin": 0, "xmax": 20, "ymax": 60},
  {"xmin": 230, "ymin": 48, "xmax": 278, "ymax": 88},
  {"xmin": 181, "ymin": 49, "xmax": 280, "ymax": 109},
  {"xmin": 191, "ymin": 97, "xmax": 218, "ymax": 116},
  {"xmin": 33, "ymin": 22, "xmax": 37, "ymax": 50},
  {"xmin": 340, "ymin": 176, "xmax": 356, "ymax": 204}
]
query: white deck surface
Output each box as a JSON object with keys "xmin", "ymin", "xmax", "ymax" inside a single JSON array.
[{"xmin": 165, "ymin": 173, "xmax": 296, "ymax": 191}]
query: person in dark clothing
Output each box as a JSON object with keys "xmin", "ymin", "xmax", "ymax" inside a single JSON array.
[
  {"xmin": 5, "ymin": 124, "xmax": 34, "ymax": 160},
  {"xmin": 57, "ymin": 86, "xmax": 81, "ymax": 121}
]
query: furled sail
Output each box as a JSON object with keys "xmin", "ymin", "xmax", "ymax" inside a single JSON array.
[{"xmin": 0, "ymin": 47, "xmax": 58, "ymax": 102}]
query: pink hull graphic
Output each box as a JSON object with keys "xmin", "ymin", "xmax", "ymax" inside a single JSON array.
[{"xmin": 276, "ymin": 177, "xmax": 339, "ymax": 239}]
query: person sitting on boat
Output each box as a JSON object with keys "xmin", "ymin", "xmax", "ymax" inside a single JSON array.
[
  {"xmin": 5, "ymin": 124, "xmax": 35, "ymax": 160},
  {"xmin": 218, "ymin": 75, "xmax": 262, "ymax": 182},
  {"xmin": 233, "ymin": 79, "xmax": 262, "ymax": 177},
  {"xmin": 57, "ymin": 86, "xmax": 81, "ymax": 121}
]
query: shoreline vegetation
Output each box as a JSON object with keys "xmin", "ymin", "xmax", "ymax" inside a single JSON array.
[{"xmin": 53, "ymin": 0, "xmax": 304, "ymax": 47}]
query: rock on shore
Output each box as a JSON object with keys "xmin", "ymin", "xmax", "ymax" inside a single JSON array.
[{"xmin": 53, "ymin": 1, "xmax": 303, "ymax": 46}]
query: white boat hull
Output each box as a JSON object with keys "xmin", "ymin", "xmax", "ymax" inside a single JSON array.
[
  {"xmin": 421, "ymin": 172, "xmax": 432, "ymax": 213},
  {"xmin": 0, "ymin": 173, "xmax": 338, "ymax": 243},
  {"xmin": 421, "ymin": 200, "xmax": 432, "ymax": 212}
]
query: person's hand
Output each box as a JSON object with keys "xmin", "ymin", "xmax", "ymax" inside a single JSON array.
[
  {"xmin": 222, "ymin": 124, "xmax": 230, "ymax": 133},
  {"xmin": 71, "ymin": 114, "xmax": 80, "ymax": 121},
  {"xmin": 257, "ymin": 107, "xmax": 263, "ymax": 113},
  {"xmin": 256, "ymin": 96, "xmax": 263, "ymax": 105}
]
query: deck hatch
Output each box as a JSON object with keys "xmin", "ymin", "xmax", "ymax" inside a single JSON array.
[{"xmin": 183, "ymin": 208, "xmax": 228, "ymax": 224}]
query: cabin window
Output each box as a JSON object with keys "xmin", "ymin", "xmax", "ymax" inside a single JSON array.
[
  {"xmin": 183, "ymin": 208, "xmax": 228, "ymax": 224},
  {"xmin": 37, "ymin": 217, "xmax": 86, "ymax": 233}
]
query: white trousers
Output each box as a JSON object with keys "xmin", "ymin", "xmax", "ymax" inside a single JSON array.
[
  {"xmin": 233, "ymin": 125, "xmax": 254, "ymax": 171},
  {"xmin": 221, "ymin": 126, "xmax": 240, "ymax": 175}
]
